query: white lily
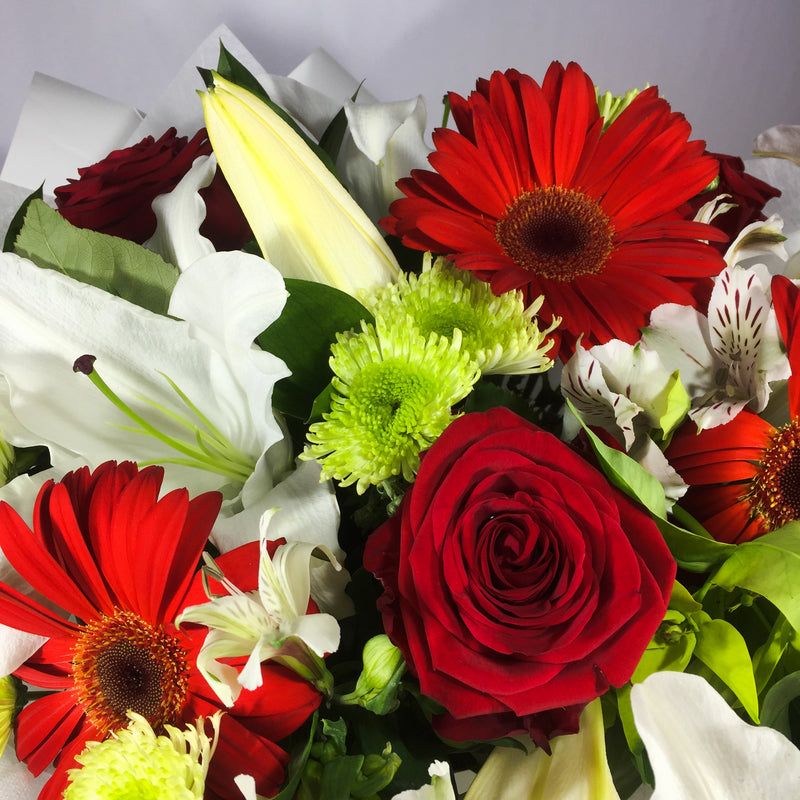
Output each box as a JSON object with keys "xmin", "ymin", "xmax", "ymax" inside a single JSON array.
[
  {"xmin": 0, "ymin": 250, "xmax": 343, "ymax": 558},
  {"xmin": 463, "ymin": 699, "xmax": 620, "ymax": 800},
  {"xmin": 643, "ymin": 263, "xmax": 789, "ymax": 429},
  {"xmin": 631, "ymin": 671, "xmax": 800, "ymax": 799},
  {"xmin": 145, "ymin": 153, "xmax": 216, "ymax": 270},
  {"xmin": 177, "ymin": 508, "xmax": 341, "ymax": 706},
  {"xmin": 201, "ymin": 73, "xmax": 400, "ymax": 295}
]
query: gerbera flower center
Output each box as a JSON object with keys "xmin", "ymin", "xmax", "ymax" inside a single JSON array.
[
  {"xmin": 748, "ymin": 418, "xmax": 800, "ymax": 530},
  {"xmin": 495, "ymin": 186, "xmax": 615, "ymax": 280},
  {"xmin": 72, "ymin": 610, "xmax": 189, "ymax": 736}
]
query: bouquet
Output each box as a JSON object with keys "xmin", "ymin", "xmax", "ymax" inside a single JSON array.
[{"xmin": 0, "ymin": 25, "xmax": 799, "ymax": 800}]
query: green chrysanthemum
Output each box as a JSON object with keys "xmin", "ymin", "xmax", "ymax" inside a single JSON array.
[
  {"xmin": 0, "ymin": 675, "xmax": 21, "ymax": 758},
  {"xmin": 596, "ymin": 85, "xmax": 647, "ymax": 130},
  {"xmin": 304, "ymin": 318, "xmax": 479, "ymax": 493},
  {"xmin": 63, "ymin": 712, "xmax": 219, "ymax": 800},
  {"xmin": 362, "ymin": 254, "xmax": 558, "ymax": 376}
]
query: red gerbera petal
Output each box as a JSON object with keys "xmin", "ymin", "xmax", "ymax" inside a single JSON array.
[{"xmin": 383, "ymin": 64, "xmax": 726, "ymax": 360}]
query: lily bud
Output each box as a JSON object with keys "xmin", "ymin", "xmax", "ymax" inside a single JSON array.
[{"xmin": 201, "ymin": 73, "xmax": 400, "ymax": 295}]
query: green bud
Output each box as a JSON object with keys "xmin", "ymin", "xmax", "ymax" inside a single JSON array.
[{"xmin": 339, "ymin": 635, "xmax": 406, "ymax": 714}]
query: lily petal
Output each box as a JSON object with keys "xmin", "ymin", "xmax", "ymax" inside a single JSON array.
[
  {"xmin": 201, "ymin": 73, "xmax": 400, "ymax": 295},
  {"xmin": 631, "ymin": 671, "xmax": 800, "ymax": 799}
]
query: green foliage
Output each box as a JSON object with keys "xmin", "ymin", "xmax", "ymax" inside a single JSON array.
[
  {"xmin": 3, "ymin": 184, "xmax": 43, "ymax": 252},
  {"xmin": 711, "ymin": 524, "xmax": 800, "ymax": 631},
  {"xmin": 258, "ymin": 279, "xmax": 373, "ymax": 419},
  {"xmin": 13, "ymin": 200, "xmax": 178, "ymax": 315}
]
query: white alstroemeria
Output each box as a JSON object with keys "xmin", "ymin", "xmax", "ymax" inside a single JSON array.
[
  {"xmin": 724, "ymin": 213, "xmax": 788, "ymax": 274},
  {"xmin": 0, "ymin": 250, "xmax": 336, "ymax": 553},
  {"xmin": 463, "ymin": 699, "xmax": 620, "ymax": 800},
  {"xmin": 145, "ymin": 153, "xmax": 216, "ymax": 270},
  {"xmin": 561, "ymin": 339, "xmax": 689, "ymax": 504},
  {"xmin": 631, "ymin": 671, "xmax": 800, "ymax": 799},
  {"xmin": 643, "ymin": 263, "xmax": 789, "ymax": 430},
  {"xmin": 562, "ymin": 340, "xmax": 687, "ymax": 450},
  {"xmin": 391, "ymin": 762, "xmax": 457, "ymax": 800},
  {"xmin": 177, "ymin": 508, "xmax": 341, "ymax": 706}
]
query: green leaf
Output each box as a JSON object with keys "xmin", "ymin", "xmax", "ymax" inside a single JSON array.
[
  {"xmin": 654, "ymin": 516, "xmax": 734, "ymax": 572},
  {"xmin": 711, "ymin": 523, "xmax": 800, "ymax": 631},
  {"xmin": 318, "ymin": 82, "xmax": 363, "ymax": 165},
  {"xmin": 3, "ymin": 184, "xmax": 43, "ymax": 253},
  {"xmin": 694, "ymin": 616, "xmax": 760, "ymax": 722},
  {"xmin": 463, "ymin": 379, "xmax": 540, "ymax": 424},
  {"xmin": 632, "ymin": 610, "xmax": 696, "ymax": 683},
  {"xmin": 13, "ymin": 200, "xmax": 178, "ymax": 314},
  {"xmin": 568, "ymin": 399, "xmax": 734, "ymax": 571},
  {"xmin": 568, "ymin": 399, "xmax": 666, "ymax": 518},
  {"xmin": 753, "ymin": 615, "xmax": 795, "ymax": 692},
  {"xmin": 215, "ymin": 41, "xmax": 339, "ymax": 177},
  {"xmin": 258, "ymin": 279, "xmax": 373, "ymax": 419},
  {"xmin": 655, "ymin": 369, "xmax": 690, "ymax": 442},
  {"xmin": 272, "ymin": 711, "xmax": 320, "ymax": 800},
  {"xmin": 761, "ymin": 671, "xmax": 800, "ymax": 737}
]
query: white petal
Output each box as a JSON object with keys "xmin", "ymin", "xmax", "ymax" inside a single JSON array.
[
  {"xmin": 0, "ymin": 253, "xmax": 286, "ymax": 495},
  {"xmin": 340, "ymin": 96, "xmax": 430, "ymax": 221},
  {"xmin": 561, "ymin": 342, "xmax": 641, "ymax": 449},
  {"xmin": 233, "ymin": 773, "xmax": 258, "ymax": 800},
  {"xmin": 642, "ymin": 304, "xmax": 717, "ymax": 400},
  {"xmin": 753, "ymin": 124, "xmax": 800, "ymax": 166},
  {"xmin": 0, "ymin": 624, "xmax": 47, "ymax": 677},
  {"xmin": 145, "ymin": 154, "xmax": 216, "ymax": 271},
  {"xmin": 632, "ymin": 671, "xmax": 800, "ymax": 799}
]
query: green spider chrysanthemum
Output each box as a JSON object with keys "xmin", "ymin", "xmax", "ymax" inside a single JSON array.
[
  {"xmin": 362, "ymin": 254, "xmax": 558, "ymax": 376},
  {"xmin": 596, "ymin": 85, "xmax": 647, "ymax": 130},
  {"xmin": 0, "ymin": 675, "xmax": 20, "ymax": 758},
  {"xmin": 63, "ymin": 712, "xmax": 219, "ymax": 800},
  {"xmin": 304, "ymin": 318, "xmax": 479, "ymax": 493}
]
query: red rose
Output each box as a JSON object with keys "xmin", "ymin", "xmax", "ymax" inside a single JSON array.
[
  {"xmin": 363, "ymin": 407, "xmax": 675, "ymax": 747},
  {"xmin": 54, "ymin": 127, "xmax": 251, "ymax": 251}
]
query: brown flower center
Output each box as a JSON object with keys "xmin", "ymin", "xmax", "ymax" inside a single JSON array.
[
  {"xmin": 72, "ymin": 609, "xmax": 189, "ymax": 735},
  {"xmin": 748, "ymin": 418, "xmax": 800, "ymax": 531},
  {"xmin": 495, "ymin": 186, "xmax": 615, "ymax": 280}
]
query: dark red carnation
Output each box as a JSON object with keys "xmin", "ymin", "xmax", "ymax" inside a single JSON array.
[
  {"xmin": 54, "ymin": 128, "xmax": 251, "ymax": 251},
  {"xmin": 681, "ymin": 152, "xmax": 781, "ymax": 251},
  {"xmin": 364, "ymin": 408, "xmax": 675, "ymax": 747}
]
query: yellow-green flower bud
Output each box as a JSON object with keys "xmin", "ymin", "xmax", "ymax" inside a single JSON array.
[{"xmin": 340, "ymin": 634, "xmax": 406, "ymax": 714}]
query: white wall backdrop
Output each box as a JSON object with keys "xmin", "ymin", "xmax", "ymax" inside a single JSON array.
[{"xmin": 2, "ymin": 0, "xmax": 799, "ymax": 168}]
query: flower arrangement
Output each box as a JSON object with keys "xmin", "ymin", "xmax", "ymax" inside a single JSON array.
[{"xmin": 0, "ymin": 27, "xmax": 799, "ymax": 800}]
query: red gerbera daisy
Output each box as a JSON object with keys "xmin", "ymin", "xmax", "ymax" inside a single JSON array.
[
  {"xmin": 0, "ymin": 461, "xmax": 320, "ymax": 800},
  {"xmin": 382, "ymin": 63, "xmax": 727, "ymax": 359},
  {"xmin": 668, "ymin": 275, "xmax": 800, "ymax": 543}
]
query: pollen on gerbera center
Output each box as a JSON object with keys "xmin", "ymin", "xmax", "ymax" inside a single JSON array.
[
  {"xmin": 748, "ymin": 418, "xmax": 800, "ymax": 531},
  {"xmin": 72, "ymin": 609, "xmax": 189, "ymax": 736},
  {"xmin": 495, "ymin": 186, "xmax": 615, "ymax": 280}
]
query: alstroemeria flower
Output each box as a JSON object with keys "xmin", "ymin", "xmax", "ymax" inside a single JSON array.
[
  {"xmin": 201, "ymin": 73, "xmax": 401, "ymax": 295},
  {"xmin": 642, "ymin": 262, "xmax": 789, "ymax": 429},
  {"xmin": 631, "ymin": 671, "xmax": 800, "ymax": 799},
  {"xmin": 177, "ymin": 508, "xmax": 342, "ymax": 707},
  {"xmin": 561, "ymin": 340, "xmax": 689, "ymax": 504},
  {"xmin": 0, "ymin": 250, "xmax": 340, "ymax": 560}
]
